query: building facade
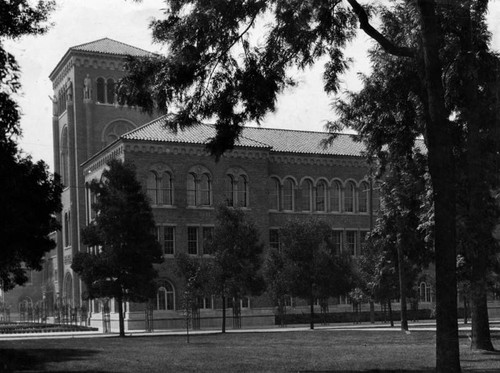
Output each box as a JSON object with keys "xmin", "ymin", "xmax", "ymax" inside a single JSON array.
[{"xmin": 6, "ymin": 38, "xmax": 445, "ymax": 329}]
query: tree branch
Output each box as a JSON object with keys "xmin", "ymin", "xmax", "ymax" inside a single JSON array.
[{"xmin": 347, "ymin": 0, "xmax": 415, "ymax": 58}]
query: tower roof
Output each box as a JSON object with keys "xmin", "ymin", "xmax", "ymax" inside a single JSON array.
[
  {"xmin": 70, "ymin": 38, "xmax": 151, "ymax": 57},
  {"xmin": 49, "ymin": 38, "xmax": 151, "ymax": 81}
]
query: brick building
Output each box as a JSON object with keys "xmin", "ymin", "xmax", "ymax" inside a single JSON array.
[{"xmin": 5, "ymin": 37, "xmax": 439, "ymax": 329}]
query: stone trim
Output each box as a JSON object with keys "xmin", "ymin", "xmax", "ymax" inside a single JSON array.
[{"xmin": 83, "ymin": 144, "xmax": 124, "ymax": 174}]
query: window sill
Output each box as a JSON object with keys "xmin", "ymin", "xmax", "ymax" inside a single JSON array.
[{"xmin": 152, "ymin": 205, "xmax": 177, "ymax": 209}]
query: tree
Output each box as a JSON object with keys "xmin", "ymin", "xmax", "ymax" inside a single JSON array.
[
  {"xmin": 175, "ymin": 252, "xmax": 211, "ymax": 334},
  {"xmin": 119, "ymin": 1, "xmax": 500, "ymax": 370},
  {"xmin": 278, "ymin": 219, "xmax": 353, "ymax": 330},
  {"xmin": 72, "ymin": 160, "xmax": 163, "ymax": 337},
  {"xmin": 334, "ymin": 1, "xmax": 500, "ymax": 352},
  {"xmin": 1, "ymin": 0, "xmax": 61, "ymax": 290},
  {"xmin": 205, "ymin": 205, "xmax": 264, "ymax": 333},
  {"xmin": 263, "ymin": 247, "xmax": 290, "ymax": 327}
]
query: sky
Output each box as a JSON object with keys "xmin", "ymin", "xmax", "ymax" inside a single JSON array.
[{"xmin": 7, "ymin": 0, "xmax": 500, "ymax": 171}]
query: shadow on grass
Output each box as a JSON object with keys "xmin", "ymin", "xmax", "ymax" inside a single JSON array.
[{"xmin": 0, "ymin": 348, "xmax": 107, "ymax": 373}]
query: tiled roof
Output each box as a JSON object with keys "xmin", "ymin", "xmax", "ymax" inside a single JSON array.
[
  {"xmin": 123, "ymin": 116, "xmax": 365, "ymax": 156},
  {"xmin": 71, "ymin": 38, "xmax": 151, "ymax": 57}
]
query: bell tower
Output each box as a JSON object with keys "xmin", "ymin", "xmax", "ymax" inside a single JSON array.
[{"xmin": 49, "ymin": 38, "xmax": 155, "ymax": 307}]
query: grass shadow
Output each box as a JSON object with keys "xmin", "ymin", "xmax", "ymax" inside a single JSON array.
[{"xmin": 0, "ymin": 348, "xmax": 104, "ymax": 373}]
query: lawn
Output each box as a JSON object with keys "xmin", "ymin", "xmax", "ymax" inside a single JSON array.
[{"xmin": 0, "ymin": 329, "xmax": 498, "ymax": 372}]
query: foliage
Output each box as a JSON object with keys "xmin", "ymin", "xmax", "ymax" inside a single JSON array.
[
  {"xmin": 263, "ymin": 247, "xmax": 290, "ymax": 322},
  {"xmin": 205, "ymin": 205, "xmax": 264, "ymax": 331},
  {"xmin": 277, "ymin": 218, "xmax": 354, "ymax": 328},
  {"xmin": 72, "ymin": 160, "xmax": 163, "ymax": 335},
  {"xmin": 0, "ymin": 0, "xmax": 60, "ymax": 290},
  {"xmin": 118, "ymin": 0, "xmax": 358, "ymax": 157}
]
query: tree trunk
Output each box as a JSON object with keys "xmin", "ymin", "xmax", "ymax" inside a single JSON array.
[
  {"xmin": 369, "ymin": 300, "xmax": 375, "ymax": 324},
  {"xmin": 470, "ymin": 281, "xmax": 494, "ymax": 350},
  {"xmin": 463, "ymin": 297, "xmax": 468, "ymax": 325},
  {"xmin": 309, "ymin": 296, "xmax": 314, "ymax": 330},
  {"xmin": 417, "ymin": 1, "xmax": 460, "ymax": 371},
  {"xmin": 396, "ymin": 235, "xmax": 408, "ymax": 331},
  {"xmin": 117, "ymin": 297, "xmax": 125, "ymax": 337},
  {"xmin": 388, "ymin": 299, "xmax": 394, "ymax": 327},
  {"xmin": 460, "ymin": 3, "xmax": 494, "ymax": 352},
  {"xmin": 221, "ymin": 295, "xmax": 226, "ymax": 333}
]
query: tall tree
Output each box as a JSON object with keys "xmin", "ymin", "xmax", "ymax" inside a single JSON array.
[
  {"xmin": 72, "ymin": 160, "xmax": 163, "ymax": 337},
  {"xmin": 120, "ymin": 1, "xmax": 500, "ymax": 370},
  {"xmin": 205, "ymin": 205, "xmax": 264, "ymax": 333},
  {"xmin": 1, "ymin": 0, "xmax": 61, "ymax": 290},
  {"xmin": 278, "ymin": 218, "xmax": 353, "ymax": 330}
]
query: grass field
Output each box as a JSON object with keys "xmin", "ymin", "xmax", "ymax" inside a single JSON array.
[{"xmin": 0, "ymin": 329, "xmax": 498, "ymax": 372}]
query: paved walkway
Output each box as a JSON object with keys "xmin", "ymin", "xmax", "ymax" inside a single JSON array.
[{"xmin": 0, "ymin": 319, "xmax": 499, "ymax": 341}]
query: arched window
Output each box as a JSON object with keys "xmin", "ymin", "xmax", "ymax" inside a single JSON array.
[
  {"xmin": 103, "ymin": 120, "xmax": 134, "ymax": 147},
  {"xmin": 63, "ymin": 212, "xmax": 71, "ymax": 247},
  {"xmin": 187, "ymin": 173, "xmax": 197, "ymax": 206},
  {"xmin": 157, "ymin": 282, "xmax": 175, "ymax": 310},
  {"xmin": 60, "ymin": 126, "xmax": 70, "ymax": 186},
  {"xmin": 147, "ymin": 171, "xmax": 158, "ymax": 204},
  {"xmin": 106, "ymin": 78, "xmax": 115, "ymax": 104},
  {"xmin": 237, "ymin": 175, "xmax": 248, "ymax": 207},
  {"xmin": 269, "ymin": 178, "xmax": 280, "ymax": 210},
  {"xmin": 315, "ymin": 181, "xmax": 327, "ymax": 212},
  {"xmin": 301, "ymin": 179, "xmax": 313, "ymax": 212},
  {"xmin": 359, "ymin": 181, "xmax": 369, "ymax": 213},
  {"xmin": 345, "ymin": 181, "xmax": 355, "ymax": 212},
  {"xmin": 200, "ymin": 173, "xmax": 211, "ymax": 206},
  {"xmin": 419, "ymin": 282, "xmax": 432, "ymax": 303},
  {"xmin": 160, "ymin": 172, "xmax": 173, "ymax": 205},
  {"xmin": 283, "ymin": 178, "xmax": 294, "ymax": 211},
  {"xmin": 96, "ymin": 77, "xmax": 105, "ymax": 103},
  {"xmin": 225, "ymin": 175, "xmax": 235, "ymax": 206},
  {"xmin": 331, "ymin": 181, "xmax": 341, "ymax": 212},
  {"xmin": 63, "ymin": 272, "xmax": 73, "ymax": 306}
]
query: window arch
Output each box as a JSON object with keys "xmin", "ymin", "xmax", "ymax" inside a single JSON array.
[
  {"xmin": 157, "ymin": 282, "xmax": 175, "ymax": 310},
  {"xmin": 344, "ymin": 181, "xmax": 356, "ymax": 212},
  {"xmin": 359, "ymin": 181, "xmax": 369, "ymax": 213},
  {"xmin": 200, "ymin": 173, "xmax": 211, "ymax": 206},
  {"xmin": 283, "ymin": 178, "xmax": 295, "ymax": 211},
  {"xmin": 106, "ymin": 78, "xmax": 115, "ymax": 104},
  {"xmin": 160, "ymin": 172, "xmax": 173, "ymax": 205},
  {"xmin": 186, "ymin": 166, "xmax": 212, "ymax": 207},
  {"xmin": 315, "ymin": 180, "xmax": 327, "ymax": 212},
  {"xmin": 187, "ymin": 173, "xmax": 197, "ymax": 206},
  {"xmin": 419, "ymin": 282, "xmax": 432, "ymax": 303},
  {"xmin": 301, "ymin": 179, "xmax": 313, "ymax": 212},
  {"xmin": 96, "ymin": 77, "xmax": 105, "ymax": 103},
  {"xmin": 147, "ymin": 171, "xmax": 159, "ymax": 204},
  {"xmin": 237, "ymin": 175, "xmax": 248, "ymax": 207},
  {"xmin": 269, "ymin": 177, "xmax": 280, "ymax": 210},
  {"xmin": 330, "ymin": 181, "xmax": 341, "ymax": 212},
  {"xmin": 225, "ymin": 175, "xmax": 235, "ymax": 206},
  {"xmin": 102, "ymin": 120, "xmax": 135, "ymax": 147}
]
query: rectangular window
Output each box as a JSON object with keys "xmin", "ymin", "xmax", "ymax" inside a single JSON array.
[
  {"xmin": 162, "ymin": 226, "xmax": 175, "ymax": 255},
  {"xmin": 198, "ymin": 296, "xmax": 213, "ymax": 309},
  {"xmin": 346, "ymin": 231, "xmax": 357, "ymax": 256},
  {"xmin": 202, "ymin": 227, "xmax": 214, "ymax": 255},
  {"xmin": 241, "ymin": 297, "xmax": 250, "ymax": 309},
  {"xmin": 331, "ymin": 230, "xmax": 342, "ymax": 255},
  {"xmin": 269, "ymin": 229, "xmax": 280, "ymax": 250},
  {"xmin": 187, "ymin": 227, "xmax": 198, "ymax": 255}
]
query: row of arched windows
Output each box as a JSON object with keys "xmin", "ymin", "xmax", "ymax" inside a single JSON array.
[
  {"xmin": 269, "ymin": 177, "xmax": 379, "ymax": 214},
  {"xmin": 145, "ymin": 166, "xmax": 249, "ymax": 208},
  {"xmin": 96, "ymin": 77, "xmax": 116, "ymax": 104}
]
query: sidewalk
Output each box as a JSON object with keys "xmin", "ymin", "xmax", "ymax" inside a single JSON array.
[{"xmin": 1, "ymin": 319, "xmax": 499, "ymax": 341}]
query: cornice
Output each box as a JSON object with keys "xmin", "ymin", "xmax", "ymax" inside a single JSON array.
[
  {"xmin": 123, "ymin": 141, "xmax": 270, "ymax": 160},
  {"xmin": 50, "ymin": 50, "xmax": 128, "ymax": 88},
  {"xmin": 83, "ymin": 144, "xmax": 124, "ymax": 175},
  {"xmin": 269, "ymin": 153, "xmax": 367, "ymax": 168}
]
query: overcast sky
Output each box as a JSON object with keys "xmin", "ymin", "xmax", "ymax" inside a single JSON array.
[{"xmin": 7, "ymin": 0, "xmax": 500, "ymax": 171}]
